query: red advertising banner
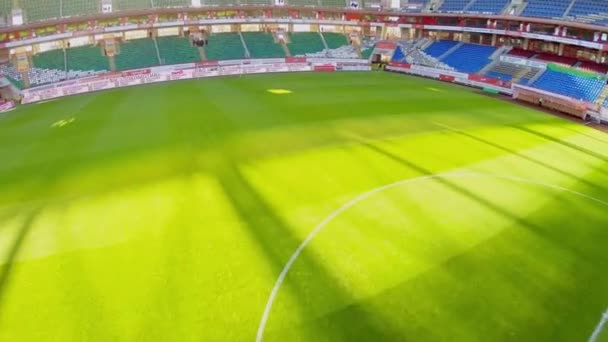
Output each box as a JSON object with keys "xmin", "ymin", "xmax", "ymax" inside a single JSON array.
[
  {"xmin": 196, "ymin": 60, "xmax": 220, "ymax": 67},
  {"xmin": 122, "ymin": 69, "xmax": 151, "ymax": 77},
  {"xmin": 439, "ymin": 74, "xmax": 455, "ymax": 82},
  {"xmin": 388, "ymin": 62, "xmax": 411, "ymax": 68},
  {"xmin": 468, "ymin": 74, "xmax": 502, "ymax": 86},
  {"xmin": 285, "ymin": 57, "xmax": 307, "ymax": 63},
  {"xmin": 376, "ymin": 41, "xmax": 397, "ymax": 49},
  {"xmin": 314, "ymin": 65, "xmax": 336, "ymax": 72}
]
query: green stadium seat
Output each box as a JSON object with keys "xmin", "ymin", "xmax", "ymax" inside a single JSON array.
[
  {"xmin": 67, "ymin": 45, "xmax": 109, "ymax": 72},
  {"xmin": 288, "ymin": 32, "xmax": 325, "ymax": 56},
  {"xmin": 113, "ymin": 0, "xmax": 151, "ymax": 11},
  {"xmin": 153, "ymin": 0, "xmax": 191, "ymax": 7},
  {"xmin": 322, "ymin": 32, "xmax": 349, "ymax": 49},
  {"xmin": 23, "ymin": 0, "xmax": 61, "ymax": 22},
  {"xmin": 288, "ymin": 0, "xmax": 319, "ymax": 5},
  {"xmin": 115, "ymin": 38, "xmax": 160, "ymax": 70},
  {"xmin": 320, "ymin": 0, "xmax": 346, "ymax": 7},
  {"xmin": 62, "ymin": 0, "xmax": 99, "ymax": 17},
  {"xmin": 33, "ymin": 49, "xmax": 65, "ymax": 71},
  {"xmin": 238, "ymin": 0, "xmax": 271, "ymax": 4},
  {"xmin": 205, "ymin": 33, "xmax": 246, "ymax": 61},
  {"xmin": 361, "ymin": 46, "xmax": 374, "ymax": 59},
  {"xmin": 242, "ymin": 32, "xmax": 285, "ymax": 59},
  {"xmin": 156, "ymin": 36, "xmax": 200, "ymax": 65}
]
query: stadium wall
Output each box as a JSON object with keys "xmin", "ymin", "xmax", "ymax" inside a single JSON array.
[{"xmin": 20, "ymin": 58, "xmax": 370, "ymax": 104}]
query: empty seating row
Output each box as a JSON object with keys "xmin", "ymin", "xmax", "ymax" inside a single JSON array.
[
  {"xmin": 531, "ymin": 68, "xmax": 605, "ymax": 102},
  {"xmin": 437, "ymin": 0, "xmax": 470, "ymax": 12},
  {"xmin": 441, "ymin": 43, "xmax": 497, "ymax": 73},
  {"xmin": 205, "ymin": 33, "xmax": 246, "ymax": 60},
  {"xmin": 521, "ymin": 0, "xmax": 571, "ymax": 18},
  {"xmin": 322, "ymin": 32, "xmax": 349, "ymax": 49},
  {"xmin": 115, "ymin": 38, "xmax": 160, "ymax": 71},
  {"xmin": 242, "ymin": 32, "xmax": 285, "ymax": 58},
  {"xmin": 288, "ymin": 33, "xmax": 325, "ymax": 56},
  {"xmin": 156, "ymin": 36, "xmax": 200, "ymax": 64},
  {"xmin": 423, "ymin": 40, "xmax": 460, "ymax": 58},
  {"xmin": 466, "ymin": 0, "xmax": 509, "ymax": 13}
]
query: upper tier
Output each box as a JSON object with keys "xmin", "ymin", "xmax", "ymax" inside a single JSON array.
[{"xmin": 3, "ymin": 0, "xmax": 608, "ymax": 27}]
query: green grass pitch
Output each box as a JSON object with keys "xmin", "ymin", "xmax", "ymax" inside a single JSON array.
[{"xmin": 1, "ymin": 71, "xmax": 608, "ymax": 341}]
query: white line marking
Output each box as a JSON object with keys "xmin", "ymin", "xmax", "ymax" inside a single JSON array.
[
  {"xmin": 255, "ymin": 171, "xmax": 608, "ymax": 342},
  {"xmin": 590, "ymin": 308, "xmax": 608, "ymax": 342}
]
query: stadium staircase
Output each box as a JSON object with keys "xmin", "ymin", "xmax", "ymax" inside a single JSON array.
[
  {"xmin": 239, "ymin": 32, "xmax": 252, "ymax": 58},
  {"xmin": 322, "ymin": 32, "xmax": 349, "ymax": 50},
  {"xmin": 242, "ymin": 32, "xmax": 285, "ymax": 58},
  {"xmin": 424, "ymin": 40, "xmax": 459, "ymax": 59},
  {"xmin": 562, "ymin": 0, "xmax": 579, "ymax": 17},
  {"xmin": 437, "ymin": 42, "xmax": 463, "ymax": 60},
  {"xmin": 318, "ymin": 32, "xmax": 330, "ymax": 52},
  {"xmin": 153, "ymin": 38, "xmax": 162, "ymax": 65},
  {"xmin": 206, "ymin": 33, "xmax": 247, "ymax": 61},
  {"xmin": 156, "ymin": 36, "xmax": 200, "ymax": 65}
]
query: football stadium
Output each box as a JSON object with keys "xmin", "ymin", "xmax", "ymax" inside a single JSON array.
[{"xmin": 1, "ymin": 0, "xmax": 608, "ymax": 341}]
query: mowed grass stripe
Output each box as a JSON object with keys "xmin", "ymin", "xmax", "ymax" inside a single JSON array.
[{"xmin": 0, "ymin": 72, "xmax": 606, "ymax": 341}]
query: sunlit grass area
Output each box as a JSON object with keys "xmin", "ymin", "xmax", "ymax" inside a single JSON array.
[{"xmin": 0, "ymin": 72, "xmax": 607, "ymax": 341}]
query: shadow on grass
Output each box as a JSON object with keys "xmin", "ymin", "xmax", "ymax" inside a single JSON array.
[
  {"xmin": 0, "ymin": 208, "xmax": 39, "ymax": 321},
  {"xmin": 436, "ymin": 124, "xmax": 608, "ymax": 192},
  {"xmin": 216, "ymin": 160, "xmax": 403, "ymax": 341},
  {"xmin": 359, "ymin": 140, "xmax": 592, "ymax": 262},
  {"xmin": 512, "ymin": 125, "xmax": 608, "ymax": 164}
]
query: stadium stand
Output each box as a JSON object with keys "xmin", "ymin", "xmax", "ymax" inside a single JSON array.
[
  {"xmin": 242, "ymin": 32, "xmax": 285, "ymax": 58},
  {"xmin": 437, "ymin": 0, "xmax": 470, "ymax": 12},
  {"xmin": 423, "ymin": 40, "xmax": 460, "ymax": 58},
  {"xmin": 361, "ymin": 45, "xmax": 374, "ymax": 59},
  {"xmin": 23, "ymin": 0, "xmax": 61, "ymax": 22},
  {"xmin": 320, "ymin": 0, "xmax": 347, "ymax": 7},
  {"xmin": 564, "ymin": 0, "xmax": 608, "ymax": 23},
  {"xmin": 483, "ymin": 62, "xmax": 542, "ymax": 82},
  {"xmin": 288, "ymin": 0, "xmax": 319, "ymax": 5},
  {"xmin": 33, "ymin": 49, "xmax": 65, "ymax": 71},
  {"xmin": 520, "ymin": 0, "xmax": 572, "ymax": 18},
  {"xmin": 153, "ymin": 0, "xmax": 191, "ymax": 7},
  {"xmin": 288, "ymin": 33, "xmax": 326, "ymax": 56},
  {"xmin": 156, "ymin": 36, "xmax": 200, "ymax": 64},
  {"xmin": 205, "ymin": 33, "xmax": 246, "ymax": 60},
  {"xmin": 441, "ymin": 43, "xmax": 497, "ymax": 73},
  {"xmin": 530, "ymin": 65, "xmax": 605, "ymax": 102},
  {"xmin": 322, "ymin": 32, "xmax": 349, "ymax": 49},
  {"xmin": 466, "ymin": 0, "xmax": 509, "ymax": 13},
  {"xmin": 114, "ymin": 0, "xmax": 152, "ymax": 11},
  {"xmin": 63, "ymin": 0, "xmax": 99, "ymax": 18},
  {"xmin": 66, "ymin": 45, "xmax": 109, "ymax": 72},
  {"xmin": 115, "ymin": 38, "xmax": 160, "ymax": 70}
]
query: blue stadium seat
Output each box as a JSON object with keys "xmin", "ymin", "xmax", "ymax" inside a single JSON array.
[
  {"xmin": 467, "ymin": 0, "xmax": 509, "ymax": 13},
  {"xmin": 441, "ymin": 43, "xmax": 497, "ymax": 73},
  {"xmin": 521, "ymin": 0, "xmax": 571, "ymax": 18},
  {"xmin": 423, "ymin": 40, "xmax": 459, "ymax": 58},
  {"xmin": 531, "ymin": 69, "xmax": 605, "ymax": 102},
  {"xmin": 438, "ymin": 0, "xmax": 469, "ymax": 12}
]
